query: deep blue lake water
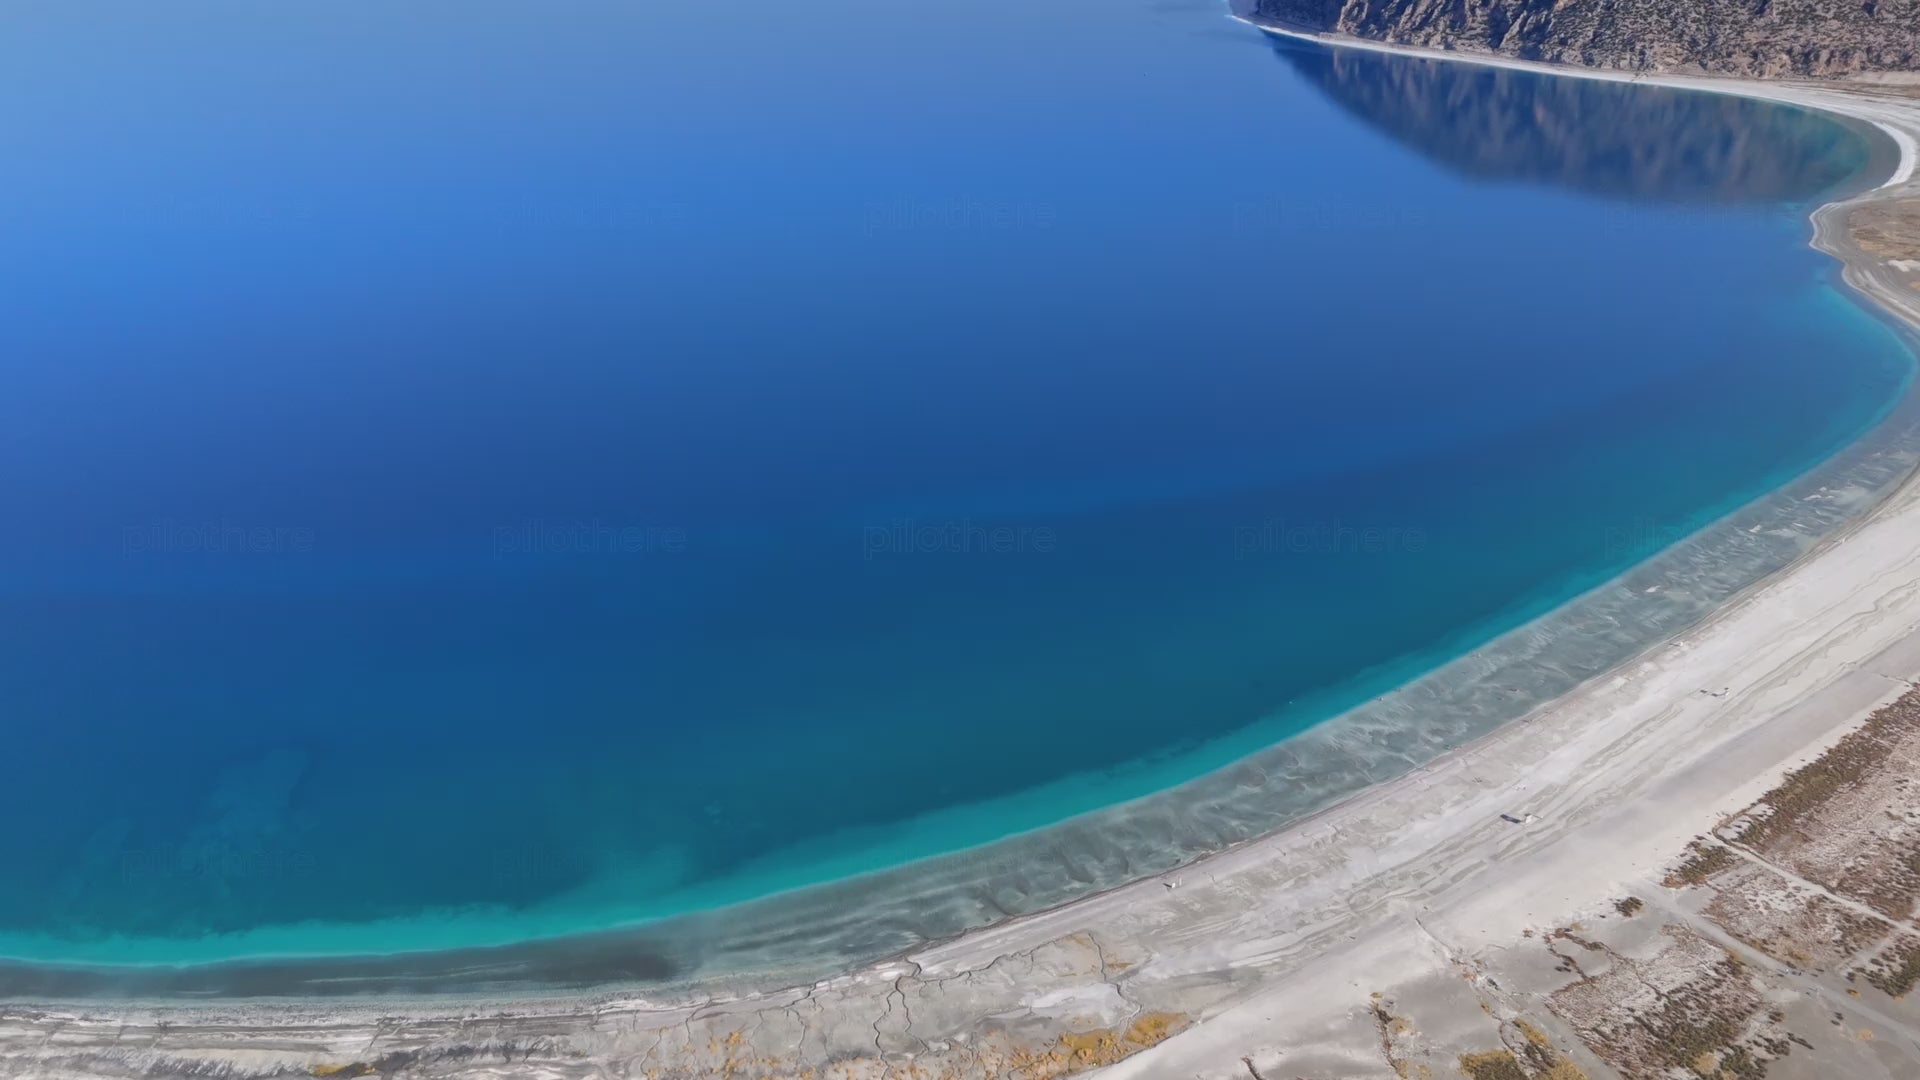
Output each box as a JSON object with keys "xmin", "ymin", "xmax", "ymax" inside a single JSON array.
[{"xmin": 0, "ymin": 0, "xmax": 1912, "ymax": 968}]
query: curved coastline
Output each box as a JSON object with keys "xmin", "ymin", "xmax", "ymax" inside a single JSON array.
[
  {"xmin": 6, "ymin": 29, "xmax": 1920, "ymax": 1023},
  {"xmin": 1239, "ymin": 16, "xmax": 1919, "ymax": 192}
]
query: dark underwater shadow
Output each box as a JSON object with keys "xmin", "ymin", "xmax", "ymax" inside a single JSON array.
[{"xmin": 1261, "ymin": 34, "xmax": 1882, "ymax": 204}]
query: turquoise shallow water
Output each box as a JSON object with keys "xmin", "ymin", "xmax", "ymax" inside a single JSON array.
[{"xmin": 0, "ymin": 0, "xmax": 1914, "ymax": 983}]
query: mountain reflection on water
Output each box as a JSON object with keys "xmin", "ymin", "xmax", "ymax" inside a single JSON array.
[{"xmin": 1267, "ymin": 37, "xmax": 1876, "ymax": 204}]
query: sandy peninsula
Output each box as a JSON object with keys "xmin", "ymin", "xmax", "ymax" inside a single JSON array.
[{"xmin": 9, "ymin": 30, "xmax": 1920, "ymax": 1080}]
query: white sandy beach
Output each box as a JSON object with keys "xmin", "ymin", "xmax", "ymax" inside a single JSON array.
[{"xmin": 8, "ymin": 28, "xmax": 1920, "ymax": 1080}]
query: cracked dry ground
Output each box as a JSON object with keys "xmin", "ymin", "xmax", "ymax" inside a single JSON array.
[{"xmin": 0, "ymin": 931, "xmax": 1200, "ymax": 1080}]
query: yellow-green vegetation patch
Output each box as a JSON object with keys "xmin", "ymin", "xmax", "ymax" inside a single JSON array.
[
  {"xmin": 1505, "ymin": 1017, "xmax": 1590, "ymax": 1079},
  {"xmin": 1665, "ymin": 839, "xmax": 1738, "ymax": 888},
  {"xmin": 1123, "ymin": 1012, "xmax": 1182, "ymax": 1045},
  {"xmin": 1515, "ymin": 1018, "xmax": 1552, "ymax": 1048},
  {"xmin": 1459, "ymin": 1049, "xmax": 1529, "ymax": 1080},
  {"xmin": 1033, "ymin": 1011, "xmax": 1188, "ymax": 1074}
]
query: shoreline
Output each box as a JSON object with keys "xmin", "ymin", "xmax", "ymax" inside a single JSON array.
[
  {"xmin": 7, "ymin": 37, "xmax": 1920, "ymax": 994},
  {"xmin": 10, "ymin": 27, "xmax": 1920, "ymax": 1080},
  {"xmin": 1239, "ymin": 17, "xmax": 1920, "ymax": 190}
]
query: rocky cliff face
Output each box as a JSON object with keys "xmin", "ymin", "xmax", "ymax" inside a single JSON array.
[{"xmin": 1247, "ymin": 0, "xmax": 1920, "ymax": 78}]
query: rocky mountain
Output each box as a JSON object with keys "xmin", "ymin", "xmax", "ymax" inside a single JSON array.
[{"xmin": 1243, "ymin": 0, "xmax": 1920, "ymax": 78}]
